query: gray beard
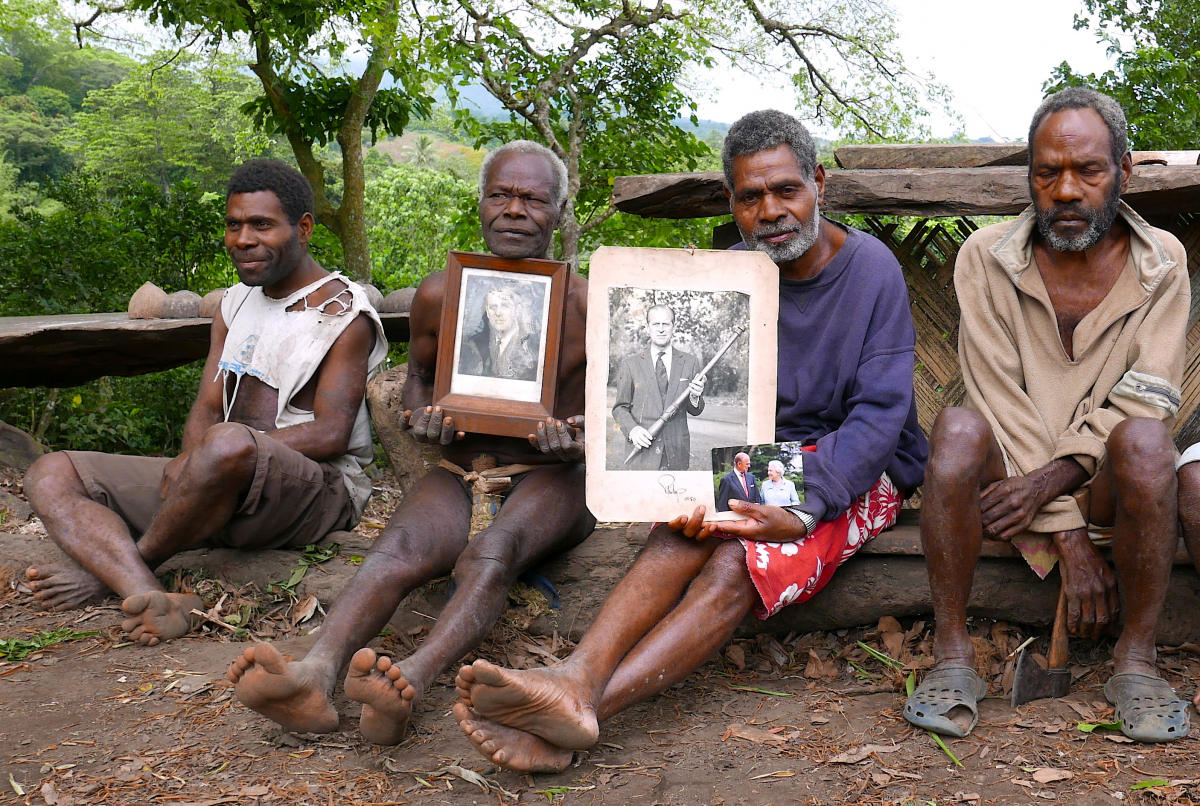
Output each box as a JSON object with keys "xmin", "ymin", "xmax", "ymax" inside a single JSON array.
[
  {"xmin": 742, "ymin": 205, "xmax": 820, "ymax": 264},
  {"xmin": 1034, "ymin": 185, "xmax": 1122, "ymax": 252}
]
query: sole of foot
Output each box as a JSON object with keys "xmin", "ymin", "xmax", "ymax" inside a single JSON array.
[
  {"xmin": 228, "ymin": 643, "xmax": 340, "ymax": 734},
  {"xmin": 344, "ymin": 648, "xmax": 417, "ymax": 746},
  {"xmin": 456, "ymin": 660, "xmax": 599, "ymax": 751},
  {"xmin": 24, "ymin": 564, "xmax": 110, "ymax": 611},
  {"xmin": 120, "ymin": 591, "xmax": 202, "ymax": 646},
  {"xmin": 454, "ymin": 702, "xmax": 573, "ymax": 774}
]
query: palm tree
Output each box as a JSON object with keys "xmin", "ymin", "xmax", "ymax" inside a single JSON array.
[{"xmin": 407, "ymin": 135, "xmax": 437, "ymax": 170}]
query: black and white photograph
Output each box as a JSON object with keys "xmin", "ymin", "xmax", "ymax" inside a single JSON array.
[
  {"xmin": 605, "ymin": 288, "xmax": 750, "ymax": 472},
  {"xmin": 710, "ymin": 441, "xmax": 806, "ymax": 517},
  {"xmin": 585, "ymin": 246, "xmax": 779, "ymax": 523},
  {"xmin": 449, "ymin": 266, "xmax": 550, "ymax": 403}
]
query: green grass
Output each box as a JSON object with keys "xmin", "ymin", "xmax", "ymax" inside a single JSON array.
[{"xmin": 0, "ymin": 628, "xmax": 100, "ymax": 661}]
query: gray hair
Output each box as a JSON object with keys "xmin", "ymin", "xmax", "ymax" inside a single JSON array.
[
  {"xmin": 721, "ymin": 110, "xmax": 818, "ymax": 190},
  {"xmin": 1028, "ymin": 87, "xmax": 1129, "ymax": 168},
  {"xmin": 646, "ymin": 304, "xmax": 675, "ymax": 324},
  {"xmin": 478, "ymin": 140, "xmax": 569, "ymax": 209},
  {"xmin": 767, "ymin": 459, "xmax": 785, "ymax": 474}
]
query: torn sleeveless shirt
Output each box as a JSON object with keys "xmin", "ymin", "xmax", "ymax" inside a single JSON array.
[{"xmin": 217, "ymin": 273, "xmax": 388, "ymax": 521}]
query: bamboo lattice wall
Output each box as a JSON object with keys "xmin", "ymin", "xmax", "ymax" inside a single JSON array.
[{"xmin": 862, "ymin": 213, "xmax": 1200, "ymax": 450}]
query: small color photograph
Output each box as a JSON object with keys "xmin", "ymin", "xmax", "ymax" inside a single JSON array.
[{"xmin": 710, "ymin": 441, "xmax": 806, "ymax": 513}]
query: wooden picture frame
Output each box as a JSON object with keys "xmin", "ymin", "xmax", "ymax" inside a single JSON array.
[{"xmin": 433, "ymin": 250, "xmax": 569, "ymax": 438}]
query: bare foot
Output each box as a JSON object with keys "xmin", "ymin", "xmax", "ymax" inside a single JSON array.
[
  {"xmin": 344, "ymin": 648, "xmax": 416, "ymax": 745},
  {"xmin": 455, "ymin": 660, "xmax": 599, "ymax": 751},
  {"xmin": 454, "ymin": 702, "xmax": 573, "ymax": 774},
  {"xmin": 24, "ymin": 563, "xmax": 110, "ymax": 611},
  {"xmin": 120, "ymin": 591, "xmax": 202, "ymax": 646},
  {"xmin": 228, "ymin": 643, "xmax": 339, "ymax": 734}
]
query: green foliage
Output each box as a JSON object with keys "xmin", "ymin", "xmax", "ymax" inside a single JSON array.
[
  {"xmin": 365, "ymin": 162, "xmax": 483, "ymax": 290},
  {"xmin": 0, "ymin": 364, "xmax": 203, "ymax": 455},
  {"xmin": 0, "ymin": 627, "xmax": 99, "ymax": 661},
  {"xmin": 63, "ymin": 52, "xmax": 272, "ymax": 193},
  {"xmin": 0, "ymin": 174, "xmax": 232, "ymax": 317},
  {"xmin": 1044, "ymin": 0, "xmax": 1200, "ymax": 150}
]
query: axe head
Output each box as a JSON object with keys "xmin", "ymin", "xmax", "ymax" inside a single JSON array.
[{"xmin": 1009, "ymin": 647, "xmax": 1071, "ymax": 707}]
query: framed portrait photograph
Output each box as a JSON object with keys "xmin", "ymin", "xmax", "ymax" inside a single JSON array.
[
  {"xmin": 585, "ymin": 246, "xmax": 779, "ymax": 522},
  {"xmin": 433, "ymin": 251, "xmax": 569, "ymax": 438}
]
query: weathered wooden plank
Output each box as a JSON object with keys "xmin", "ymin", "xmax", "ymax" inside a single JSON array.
[
  {"xmin": 612, "ymin": 166, "xmax": 1200, "ymax": 219},
  {"xmin": 835, "ymin": 143, "xmax": 1200, "ymax": 170},
  {"xmin": 835, "ymin": 142, "xmax": 1028, "ymax": 169},
  {"xmin": 0, "ymin": 311, "xmax": 411, "ymax": 389}
]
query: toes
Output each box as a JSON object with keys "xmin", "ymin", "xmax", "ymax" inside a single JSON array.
[
  {"xmin": 480, "ymin": 737, "xmax": 499, "ymax": 754},
  {"xmin": 453, "ymin": 701, "xmax": 473, "ymax": 728},
  {"xmin": 349, "ymin": 647, "xmax": 377, "ymax": 675},
  {"xmin": 249, "ymin": 643, "xmax": 287, "ymax": 675},
  {"xmin": 457, "ymin": 665, "xmax": 477, "ymax": 686},
  {"xmin": 122, "ymin": 593, "xmax": 151, "ymax": 616},
  {"xmin": 470, "ymin": 659, "xmax": 505, "ymax": 686},
  {"xmin": 376, "ymin": 655, "xmax": 393, "ymax": 674}
]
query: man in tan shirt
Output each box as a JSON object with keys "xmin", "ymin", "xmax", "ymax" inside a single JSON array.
[{"xmin": 906, "ymin": 87, "xmax": 1191, "ymax": 743}]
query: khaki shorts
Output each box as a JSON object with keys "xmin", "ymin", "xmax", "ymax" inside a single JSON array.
[{"xmin": 65, "ymin": 425, "xmax": 355, "ymax": 550}]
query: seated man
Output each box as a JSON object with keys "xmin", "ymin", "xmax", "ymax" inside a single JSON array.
[
  {"xmin": 454, "ymin": 109, "xmax": 929, "ymax": 773},
  {"xmin": 23, "ymin": 159, "xmax": 386, "ymax": 646},
  {"xmin": 907, "ymin": 88, "xmax": 1190, "ymax": 743},
  {"xmin": 227, "ymin": 140, "xmax": 594, "ymax": 745}
]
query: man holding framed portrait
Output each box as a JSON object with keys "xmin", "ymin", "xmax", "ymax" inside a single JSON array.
[
  {"xmin": 453, "ymin": 109, "xmax": 929, "ymax": 773},
  {"xmin": 228, "ymin": 140, "xmax": 594, "ymax": 747}
]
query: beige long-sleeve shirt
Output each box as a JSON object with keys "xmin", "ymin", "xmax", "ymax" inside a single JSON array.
[{"xmin": 956, "ymin": 202, "xmax": 1189, "ymax": 533}]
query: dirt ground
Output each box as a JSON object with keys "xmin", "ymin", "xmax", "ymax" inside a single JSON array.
[{"xmin": 1, "ymin": 466, "xmax": 1199, "ymax": 806}]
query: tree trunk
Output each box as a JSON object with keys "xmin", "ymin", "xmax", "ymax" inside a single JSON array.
[
  {"xmin": 335, "ymin": 126, "xmax": 372, "ymax": 283},
  {"xmin": 558, "ymin": 206, "xmax": 581, "ymax": 270}
]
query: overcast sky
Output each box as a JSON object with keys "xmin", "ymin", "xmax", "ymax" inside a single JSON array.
[{"xmin": 692, "ymin": 0, "xmax": 1116, "ymax": 141}]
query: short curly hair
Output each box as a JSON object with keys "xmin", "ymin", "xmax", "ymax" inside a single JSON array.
[
  {"xmin": 479, "ymin": 140, "xmax": 569, "ymax": 209},
  {"xmin": 226, "ymin": 159, "xmax": 314, "ymax": 225},
  {"xmin": 1028, "ymin": 87, "xmax": 1129, "ymax": 168},
  {"xmin": 722, "ymin": 110, "xmax": 818, "ymax": 190}
]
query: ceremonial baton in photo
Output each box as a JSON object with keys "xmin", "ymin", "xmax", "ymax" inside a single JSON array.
[{"xmin": 624, "ymin": 323, "xmax": 749, "ymax": 465}]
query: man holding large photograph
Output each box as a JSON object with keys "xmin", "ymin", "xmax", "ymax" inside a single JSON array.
[
  {"xmin": 227, "ymin": 140, "xmax": 595, "ymax": 746},
  {"xmin": 453, "ymin": 109, "xmax": 928, "ymax": 773}
]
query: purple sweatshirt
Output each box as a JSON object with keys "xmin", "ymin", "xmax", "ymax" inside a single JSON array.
[{"xmin": 736, "ymin": 223, "xmax": 928, "ymax": 522}]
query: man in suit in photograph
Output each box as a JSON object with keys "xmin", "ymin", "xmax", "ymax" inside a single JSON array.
[
  {"xmin": 611, "ymin": 304, "xmax": 706, "ymax": 471},
  {"xmin": 716, "ymin": 452, "xmax": 759, "ymax": 511}
]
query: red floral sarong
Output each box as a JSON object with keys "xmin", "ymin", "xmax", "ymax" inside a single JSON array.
[{"xmin": 737, "ymin": 467, "xmax": 902, "ymax": 619}]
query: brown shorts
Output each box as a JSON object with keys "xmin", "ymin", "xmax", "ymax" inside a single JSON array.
[{"xmin": 65, "ymin": 425, "xmax": 355, "ymax": 550}]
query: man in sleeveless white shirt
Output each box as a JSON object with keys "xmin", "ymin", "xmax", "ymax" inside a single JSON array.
[
  {"xmin": 23, "ymin": 160, "xmax": 386, "ymax": 647},
  {"xmin": 226, "ymin": 140, "xmax": 593, "ymax": 752}
]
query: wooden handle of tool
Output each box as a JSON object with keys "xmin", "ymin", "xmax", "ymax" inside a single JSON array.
[{"xmin": 1048, "ymin": 584, "xmax": 1069, "ymax": 670}]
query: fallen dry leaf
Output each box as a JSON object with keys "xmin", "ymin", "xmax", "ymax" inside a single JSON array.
[
  {"xmin": 1031, "ymin": 768, "xmax": 1073, "ymax": 784},
  {"xmin": 238, "ymin": 784, "xmax": 271, "ymax": 797},
  {"xmin": 40, "ymin": 781, "xmax": 58, "ymax": 805},
  {"xmin": 291, "ymin": 595, "xmax": 319, "ymax": 625},
  {"xmin": 804, "ymin": 649, "xmax": 839, "ymax": 680},
  {"xmin": 870, "ymin": 772, "xmax": 891, "ymax": 786},
  {"xmin": 954, "ymin": 792, "xmax": 981, "ymax": 803},
  {"xmin": 828, "ymin": 744, "xmax": 903, "ymax": 764},
  {"xmin": 722, "ymin": 724, "xmax": 787, "ymax": 746},
  {"xmin": 725, "ymin": 644, "xmax": 746, "ymax": 670},
  {"xmin": 1104, "ymin": 734, "xmax": 1134, "ymax": 744}
]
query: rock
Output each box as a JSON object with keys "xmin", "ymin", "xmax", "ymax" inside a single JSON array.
[
  {"xmin": 128, "ymin": 282, "xmax": 167, "ymax": 319},
  {"xmin": 198, "ymin": 288, "xmax": 225, "ymax": 318},
  {"xmin": 0, "ymin": 421, "xmax": 44, "ymax": 470},
  {"xmin": 366, "ymin": 364, "xmax": 440, "ymax": 494},
  {"xmin": 379, "ymin": 287, "xmax": 417, "ymax": 314},
  {"xmin": 159, "ymin": 290, "xmax": 202, "ymax": 319},
  {"xmin": 0, "ymin": 490, "xmax": 32, "ymax": 524},
  {"xmin": 362, "ymin": 284, "xmax": 386, "ymax": 312}
]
